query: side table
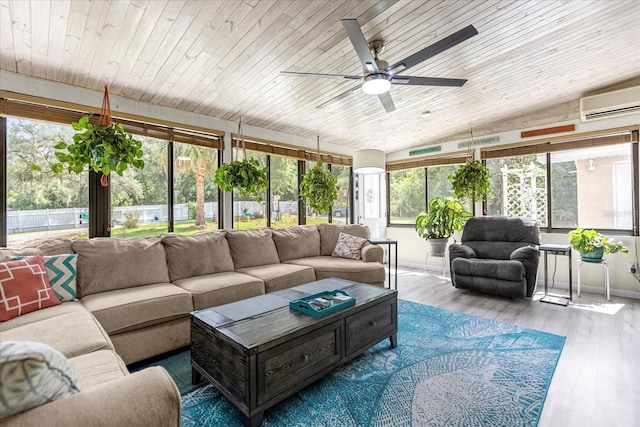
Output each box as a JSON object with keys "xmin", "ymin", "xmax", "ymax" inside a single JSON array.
[
  {"xmin": 577, "ymin": 259, "xmax": 610, "ymax": 301},
  {"xmin": 368, "ymin": 238, "xmax": 398, "ymax": 290},
  {"xmin": 539, "ymin": 244, "xmax": 572, "ymax": 306}
]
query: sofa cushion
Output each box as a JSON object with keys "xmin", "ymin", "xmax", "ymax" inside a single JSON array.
[
  {"xmin": 451, "ymin": 258, "xmax": 525, "ymax": 282},
  {"xmin": 162, "ymin": 231, "xmax": 234, "ymax": 281},
  {"xmin": 72, "ymin": 237, "xmax": 170, "ymax": 297},
  {"xmin": 286, "ymin": 256, "xmax": 385, "ymax": 285},
  {"xmin": 0, "ymin": 255, "xmax": 60, "ymax": 321},
  {"xmin": 68, "ymin": 350, "xmax": 128, "ymax": 390},
  {"xmin": 0, "ymin": 302, "xmax": 113, "ymax": 358},
  {"xmin": 0, "ymin": 341, "xmax": 81, "ymax": 420},
  {"xmin": 237, "ymin": 263, "xmax": 316, "ymax": 293},
  {"xmin": 226, "ymin": 228, "xmax": 280, "ymax": 269},
  {"xmin": 80, "ymin": 283, "xmax": 193, "ymax": 335},
  {"xmin": 317, "ymin": 224, "xmax": 370, "ymax": 256},
  {"xmin": 332, "ymin": 232, "xmax": 368, "ymax": 260},
  {"xmin": 272, "ymin": 226, "xmax": 320, "ymax": 262},
  {"xmin": 0, "ymin": 247, "xmax": 42, "ymax": 262},
  {"xmin": 12, "ymin": 254, "xmax": 78, "ymax": 302},
  {"xmin": 35, "ymin": 238, "xmax": 75, "ymax": 255},
  {"xmin": 173, "ymin": 271, "xmax": 265, "ymax": 310}
]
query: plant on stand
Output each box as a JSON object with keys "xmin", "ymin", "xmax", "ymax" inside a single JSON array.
[
  {"xmin": 568, "ymin": 227, "xmax": 628, "ymax": 261},
  {"xmin": 299, "ymin": 135, "xmax": 338, "ymax": 215},
  {"xmin": 415, "ymin": 197, "xmax": 472, "ymax": 256}
]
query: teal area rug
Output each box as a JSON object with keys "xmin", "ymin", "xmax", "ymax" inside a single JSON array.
[{"xmin": 137, "ymin": 300, "xmax": 565, "ymax": 426}]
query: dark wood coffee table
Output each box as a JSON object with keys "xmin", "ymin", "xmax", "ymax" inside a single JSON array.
[{"xmin": 190, "ymin": 278, "xmax": 398, "ymax": 427}]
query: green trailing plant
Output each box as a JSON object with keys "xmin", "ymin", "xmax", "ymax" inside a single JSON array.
[
  {"xmin": 449, "ymin": 159, "xmax": 491, "ymax": 203},
  {"xmin": 568, "ymin": 227, "xmax": 628, "ymax": 254},
  {"xmin": 214, "ymin": 157, "xmax": 268, "ymax": 200},
  {"xmin": 299, "ymin": 160, "xmax": 338, "ymax": 214},
  {"xmin": 415, "ymin": 196, "xmax": 472, "ymax": 239},
  {"xmin": 36, "ymin": 115, "xmax": 145, "ymax": 178}
]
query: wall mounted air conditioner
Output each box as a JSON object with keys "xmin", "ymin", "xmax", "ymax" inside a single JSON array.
[{"xmin": 580, "ymin": 86, "xmax": 640, "ymax": 122}]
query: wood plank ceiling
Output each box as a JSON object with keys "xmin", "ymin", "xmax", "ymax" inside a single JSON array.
[{"xmin": 1, "ymin": 0, "xmax": 639, "ymax": 154}]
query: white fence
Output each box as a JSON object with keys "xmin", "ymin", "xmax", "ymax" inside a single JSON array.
[{"xmin": 7, "ymin": 200, "xmax": 305, "ymax": 234}]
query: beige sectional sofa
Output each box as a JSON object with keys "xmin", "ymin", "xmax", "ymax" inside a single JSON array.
[{"xmin": 0, "ymin": 223, "xmax": 384, "ymax": 425}]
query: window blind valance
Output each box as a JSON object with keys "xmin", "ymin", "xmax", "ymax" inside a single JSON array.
[
  {"xmin": 0, "ymin": 98, "xmax": 223, "ymax": 149},
  {"xmin": 481, "ymin": 129, "xmax": 637, "ymax": 160},
  {"xmin": 231, "ymin": 136, "xmax": 353, "ymax": 166}
]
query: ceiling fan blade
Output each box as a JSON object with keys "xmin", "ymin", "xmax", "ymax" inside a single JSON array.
[
  {"xmin": 386, "ymin": 25, "xmax": 478, "ymax": 74},
  {"xmin": 392, "ymin": 76, "xmax": 467, "ymax": 87},
  {"xmin": 378, "ymin": 91, "xmax": 396, "ymax": 113},
  {"xmin": 316, "ymin": 84, "xmax": 362, "ymax": 109},
  {"xmin": 280, "ymin": 71, "xmax": 362, "ymax": 80},
  {"xmin": 341, "ymin": 19, "xmax": 379, "ymax": 73}
]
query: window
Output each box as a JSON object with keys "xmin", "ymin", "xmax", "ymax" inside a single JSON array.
[
  {"xmin": 6, "ymin": 118, "xmax": 89, "ymax": 246},
  {"xmin": 270, "ymin": 155, "xmax": 298, "ymax": 228},
  {"xmin": 110, "ymin": 136, "xmax": 169, "ymax": 238},
  {"xmin": 484, "ymin": 133, "xmax": 636, "ymax": 232},
  {"xmin": 173, "ymin": 142, "xmax": 219, "ymax": 233},
  {"xmin": 486, "ymin": 155, "xmax": 548, "ymax": 227},
  {"xmin": 331, "ymin": 165, "xmax": 351, "ymax": 224},
  {"xmin": 388, "ymin": 164, "xmax": 469, "ymax": 225},
  {"xmin": 232, "ymin": 150, "xmax": 267, "ymax": 229},
  {"xmin": 389, "ymin": 168, "xmax": 425, "ymax": 224}
]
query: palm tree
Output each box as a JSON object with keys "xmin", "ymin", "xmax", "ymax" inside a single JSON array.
[{"xmin": 175, "ymin": 144, "xmax": 217, "ymax": 226}]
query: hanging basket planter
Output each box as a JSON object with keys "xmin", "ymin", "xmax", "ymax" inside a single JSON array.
[
  {"xmin": 47, "ymin": 86, "xmax": 145, "ymax": 186},
  {"xmin": 448, "ymin": 130, "xmax": 491, "ymax": 203},
  {"xmin": 299, "ymin": 136, "xmax": 338, "ymax": 214},
  {"xmin": 213, "ymin": 117, "xmax": 268, "ymax": 199}
]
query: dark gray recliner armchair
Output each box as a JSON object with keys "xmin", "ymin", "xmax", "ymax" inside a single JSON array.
[{"xmin": 449, "ymin": 216, "xmax": 541, "ymax": 298}]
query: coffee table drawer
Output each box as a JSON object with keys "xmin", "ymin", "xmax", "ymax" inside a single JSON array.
[
  {"xmin": 256, "ymin": 321, "xmax": 342, "ymax": 406},
  {"xmin": 346, "ymin": 299, "xmax": 396, "ymax": 354}
]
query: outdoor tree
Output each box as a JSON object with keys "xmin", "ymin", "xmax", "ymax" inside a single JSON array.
[{"xmin": 174, "ymin": 144, "xmax": 218, "ymax": 227}]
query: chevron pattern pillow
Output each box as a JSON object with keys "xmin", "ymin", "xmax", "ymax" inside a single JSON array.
[
  {"xmin": 0, "ymin": 341, "xmax": 80, "ymax": 419},
  {"xmin": 12, "ymin": 255, "xmax": 77, "ymax": 302}
]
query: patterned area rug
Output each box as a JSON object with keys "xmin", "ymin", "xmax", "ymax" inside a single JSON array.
[{"xmin": 141, "ymin": 300, "xmax": 565, "ymax": 426}]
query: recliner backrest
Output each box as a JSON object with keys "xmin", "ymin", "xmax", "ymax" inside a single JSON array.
[{"xmin": 461, "ymin": 216, "xmax": 540, "ymax": 260}]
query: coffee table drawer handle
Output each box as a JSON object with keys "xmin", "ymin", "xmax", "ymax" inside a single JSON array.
[
  {"xmin": 369, "ymin": 321, "xmax": 377, "ymax": 327},
  {"xmin": 302, "ymin": 354, "xmax": 309, "ymax": 362}
]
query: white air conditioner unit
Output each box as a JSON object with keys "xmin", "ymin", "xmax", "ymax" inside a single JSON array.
[{"xmin": 580, "ymin": 86, "xmax": 640, "ymax": 122}]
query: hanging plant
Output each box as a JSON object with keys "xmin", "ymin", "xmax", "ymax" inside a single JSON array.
[
  {"xmin": 37, "ymin": 86, "xmax": 144, "ymax": 186},
  {"xmin": 213, "ymin": 117, "xmax": 268, "ymax": 200},
  {"xmin": 300, "ymin": 159, "xmax": 338, "ymax": 214},
  {"xmin": 449, "ymin": 159, "xmax": 491, "ymax": 202},
  {"xmin": 214, "ymin": 157, "xmax": 268, "ymax": 199}
]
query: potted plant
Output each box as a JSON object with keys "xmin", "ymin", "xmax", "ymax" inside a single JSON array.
[
  {"xmin": 42, "ymin": 115, "xmax": 145, "ymax": 186},
  {"xmin": 299, "ymin": 160, "xmax": 338, "ymax": 214},
  {"xmin": 449, "ymin": 159, "xmax": 491, "ymax": 204},
  {"xmin": 214, "ymin": 157, "xmax": 268, "ymax": 200},
  {"xmin": 415, "ymin": 196, "xmax": 473, "ymax": 256},
  {"xmin": 569, "ymin": 227, "xmax": 628, "ymax": 261}
]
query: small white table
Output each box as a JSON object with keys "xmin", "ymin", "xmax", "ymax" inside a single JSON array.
[{"xmin": 577, "ymin": 258, "xmax": 610, "ymax": 301}]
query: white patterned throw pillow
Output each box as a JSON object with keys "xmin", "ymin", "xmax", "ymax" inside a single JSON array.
[
  {"xmin": 0, "ymin": 341, "xmax": 81, "ymax": 420},
  {"xmin": 332, "ymin": 232, "xmax": 368, "ymax": 260},
  {"xmin": 12, "ymin": 254, "xmax": 77, "ymax": 302}
]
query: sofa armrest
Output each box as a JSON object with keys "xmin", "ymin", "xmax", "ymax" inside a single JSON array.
[
  {"xmin": 0, "ymin": 367, "xmax": 180, "ymax": 427},
  {"xmin": 361, "ymin": 243, "xmax": 383, "ymax": 263},
  {"xmin": 510, "ymin": 245, "xmax": 541, "ymax": 297}
]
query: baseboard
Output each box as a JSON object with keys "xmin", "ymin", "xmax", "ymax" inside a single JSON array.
[{"xmin": 535, "ymin": 279, "xmax": 640, "ymax": 300}]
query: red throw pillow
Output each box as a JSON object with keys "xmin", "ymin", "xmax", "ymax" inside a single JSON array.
[{"xmin": 0, "ymin": 255, "xmax": 61, "ymax": 321}]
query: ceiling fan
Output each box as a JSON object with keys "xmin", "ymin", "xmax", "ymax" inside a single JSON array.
[{"xmin": 280, "ymin": 19, "xmax": 478, "ymax": 113}]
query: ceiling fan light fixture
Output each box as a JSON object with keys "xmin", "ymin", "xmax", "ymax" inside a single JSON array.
[{"xmin": 362, "ymin": 74, "xmax": 391, "ymax": 95}]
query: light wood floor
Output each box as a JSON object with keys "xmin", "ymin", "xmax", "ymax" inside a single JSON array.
[{"xmin": 392, "ymin": 267, "xmax": 639, "ymax": 427}]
